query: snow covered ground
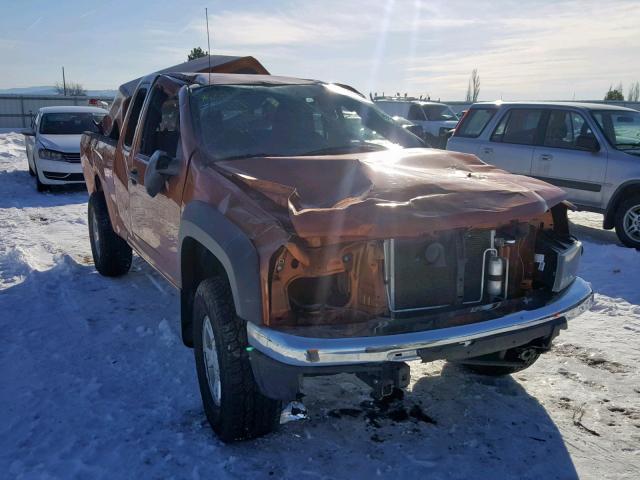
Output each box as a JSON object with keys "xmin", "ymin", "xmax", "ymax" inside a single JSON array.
[{"xmin": 1, "ymin": 131, "xmax": 638, "ymax": 479}]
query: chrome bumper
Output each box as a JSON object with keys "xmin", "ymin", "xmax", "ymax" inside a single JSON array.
[{"xmin": 247, "ymin": 277, "xmax": 593, "ymax": 367}]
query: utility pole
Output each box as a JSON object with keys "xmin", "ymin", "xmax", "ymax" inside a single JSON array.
[{"xmin": 62, "ymin": 66, "xmax": 67, "ymax": 96}]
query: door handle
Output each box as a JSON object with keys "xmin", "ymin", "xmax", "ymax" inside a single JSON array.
[
  {"xmin": 482, "ymin": 147, "xmax": 493, "ymax": 154},
  {"xmin": 129, "ymin": 168, "xmax": 139, "ymax": 184},
  {"xmin": 540, "ymin": 154, "xmax": 553, "ymax": 161}
]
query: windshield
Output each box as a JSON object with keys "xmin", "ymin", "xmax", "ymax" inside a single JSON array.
[
  {"xmin": 422, "ymin": 105, "xmax": 458, "ymax": 122},
  {"xmin": 591, "ymin": 110, "xmax": 640, "ymax": 154},
  {"xmin": 190, "ymin": 83, "xmax": 422, "ymax": 160},
  {"xmin": 39, "ymin": 112, "xmax": 105, "ymax": 135}
]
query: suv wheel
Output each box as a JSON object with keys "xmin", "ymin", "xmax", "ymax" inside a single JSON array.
[
  {"xmin": 88, "ymin": 192, "xmax": 132, "ymax": 276},
  {"xmin": 614, "ymin": 195, "xmax": 640, "ymax": 249},
  {"xmin": 193, "ymin": 277, "xmax": 281, "ymax": 442},
  {"xmin": 454, "ymin": 346, "xmax": 541, "ymax": 376}
]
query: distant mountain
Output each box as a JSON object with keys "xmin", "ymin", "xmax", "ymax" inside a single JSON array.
[{"xmin": 0, "ymin": 86, "xmax": 116, "ymax": 97}]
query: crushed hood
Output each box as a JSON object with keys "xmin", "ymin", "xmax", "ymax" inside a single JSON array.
[{"xmin": 217, "ymin": 148, "xmax": 566, "ymax": 241}]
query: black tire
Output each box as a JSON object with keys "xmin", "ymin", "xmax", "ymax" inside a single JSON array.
[
  {"xmin": 614, "ymin": 195, "xmax": 640, "ymax": 249},
  {"xmin": 88, "ymin": 192, "xmax": 132, "ymax": 276},
  {"xmin": 35, "ymin": 171, "xmax": 48, "ymax": 192},
  {"xmin": 455, "ymin": 346, "xmax": 541, "ymax": 376},
  {"xmin": 193, "ymin": 277, "xmax": 281, "ymax": 442}
]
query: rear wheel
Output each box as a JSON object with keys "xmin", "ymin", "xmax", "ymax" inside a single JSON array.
[
  {"xmin": 614, "ymin": 195, "xmax": 640, "ymax": 249},
  {"xmin": 193, "ymin": 277, "xmax": 281, "ymax": 442},
  {"xmin": 88, "ymin": 192, "xmax": 132, "ymax": 276},
  {"xmin": 454, "ymin": 345, "xmax": 541, "ymax": 376}
]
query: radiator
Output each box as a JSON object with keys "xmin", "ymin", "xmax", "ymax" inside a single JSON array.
[{"xmin": 384, "ymin": 230, "xmax": 493, "ymax": 315}]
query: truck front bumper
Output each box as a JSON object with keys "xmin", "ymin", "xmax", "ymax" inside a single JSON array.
[{"xmin": 247, "ymin": 277, "xmax": 593, "ymax": 368}]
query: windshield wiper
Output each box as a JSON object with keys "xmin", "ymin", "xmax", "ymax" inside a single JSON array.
[{"xmin": 300, "ymin": 143, "xmax": 387, "ymax": 156}]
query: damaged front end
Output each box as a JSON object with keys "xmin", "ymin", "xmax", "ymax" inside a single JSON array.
[
  {"xmin": 266, "ymin": 203, "xmax": 582, "ymax": 337},
  {"xmin": 213, "ymin": 150, "xmax": 593, "ymax": 400}
]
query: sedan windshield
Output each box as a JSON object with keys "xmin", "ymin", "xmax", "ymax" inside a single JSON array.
[
  {"xmin": 40, "ymin": 112, "xmax": 105, "ymax": 135},
  {"xmin": 422, "ymin": 105, "xmax": 458, "ymax": 122},
  {"xmin": 591, "ymin": 110, "xmax": 640, "ymax": 153},
  {"xmin": 190, "ymin": 83, "xmax": 422, "ymax": 160}
]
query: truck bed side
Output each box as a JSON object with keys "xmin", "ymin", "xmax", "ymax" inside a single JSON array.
[{"xmin": 81, "ymin": 131, "xmax": 125, "ymax": 235}]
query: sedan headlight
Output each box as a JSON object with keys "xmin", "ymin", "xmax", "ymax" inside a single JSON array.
[{"xmin": 38, "ymin": 148, "xmax": 65, "ymax": 161}]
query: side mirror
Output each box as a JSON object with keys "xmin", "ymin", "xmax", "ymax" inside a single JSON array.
[
  {"xmin": 23, "ymin": 129, "xmax": 35, "ymax": 136},
  {"xmin": 144, "ymin": 150, "xmax": 180, "ymax": 197},
  {"xmin": 576, "ymin": 135, "xmax": 600, "ymax": 152},
  {"xmin": 92, "ymin": 119, "xmax": 104, "ymax": 135}
]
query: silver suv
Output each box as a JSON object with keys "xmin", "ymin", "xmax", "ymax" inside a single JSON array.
[{"xmin": 447, "ymin": 102, "xmax": 640, "ymax": 248}]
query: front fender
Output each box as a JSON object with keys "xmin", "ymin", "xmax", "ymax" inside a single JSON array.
[{"xmin": 179, "ymin": 201, "xmax": 262, "ymax": 324}]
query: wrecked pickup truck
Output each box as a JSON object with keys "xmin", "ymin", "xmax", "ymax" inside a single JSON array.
[{"xmin": 81, "ymin": 70, "xmax": 593, "ymax": 442}]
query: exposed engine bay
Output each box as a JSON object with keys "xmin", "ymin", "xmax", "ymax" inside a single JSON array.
[{"xmin": 267, "ymin": 205, "xmax": 582, "ymax": 336}]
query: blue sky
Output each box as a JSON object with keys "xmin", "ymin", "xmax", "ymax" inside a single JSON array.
[{"xmin": 1, "ymin": 0, "xmax": 639, "ymax": 100}]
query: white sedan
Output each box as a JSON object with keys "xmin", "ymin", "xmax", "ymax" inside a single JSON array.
[{"xmin": 24, "ymin": 106, "xmax": 107, "ymax": 191}]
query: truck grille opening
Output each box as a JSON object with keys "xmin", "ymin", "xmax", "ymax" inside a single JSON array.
[{"xmin": 384, "ymin": 230, "xmax": 499, "ymax": 315}]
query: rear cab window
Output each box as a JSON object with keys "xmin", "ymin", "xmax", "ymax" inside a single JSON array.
[
  {"xmin": 455, "ymin": 107, "xmax": 496, "ymax": 137},
  {"xmin": 123, "ymin": 87, "xmax": 148, "ymax": 148}
]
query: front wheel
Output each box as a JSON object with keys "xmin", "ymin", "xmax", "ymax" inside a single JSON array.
[
  {"xmin": 193, "ymin": 277, "xmax": 281, "ymax": 442},
  {"xmin": 614, "ymin": 195, "xmax": 640, "ymax": 249},
  {"xmin": 35, "ymin": 171, "xmax": 47, "ymax": 192}
]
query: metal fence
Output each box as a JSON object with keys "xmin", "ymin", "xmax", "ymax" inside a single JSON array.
[{"xmin": 0, "ymin": 94, "xmax": 114, "ymax": 129}]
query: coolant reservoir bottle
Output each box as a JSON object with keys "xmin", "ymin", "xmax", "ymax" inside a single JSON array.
[{"xmin": 487, "ymin": 255, "xmax": 504, "ymax": 297}]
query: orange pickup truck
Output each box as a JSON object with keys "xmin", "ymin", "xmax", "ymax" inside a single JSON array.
[{"xmin": 81, "ymin": 70, "xmax": 593, "ymax": 442}]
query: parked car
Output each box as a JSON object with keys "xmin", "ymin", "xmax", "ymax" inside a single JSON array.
[
  {"xmin": 81, "ymin": 72, "xmax": 592, "ymax": 442},
  {"xmin": 375, "ymin": 98, "xmax": 459, "ymax": 148},
  {"xmin": 23, "ymin": 106, "xmax": 107, "ymax": 191},
  {"xmin": 447, "ymin": 102, "xmax": 640, "ymax": 248}
]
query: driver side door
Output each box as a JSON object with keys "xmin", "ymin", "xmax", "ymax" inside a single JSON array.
[{"xmin": 128, "ymin": 78, "xmax": 186, "ymax": 285}]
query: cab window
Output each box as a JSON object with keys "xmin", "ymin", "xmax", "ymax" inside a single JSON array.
[
  {"xmin": 123, "ymin": 87, "xmax": 148, "ymax": 148},
  {"xmin": 139, "ymin": 85, "xmax": 180, "ymax": 158}
]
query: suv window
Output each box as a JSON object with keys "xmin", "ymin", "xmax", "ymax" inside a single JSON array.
[
  {"xmin": 124, "ymin": 87, "xmax": 148, "ymax": 148},
  {"xmin": 455, "ymin": 108, "xmax": 496, "ymax": 137},
  {"xmin": 407, "ymin": 104, "xmax": 426, "ymax": 121},
  {"xmin": 543, "ymin": 110, "xmax": 595, "ymax": 150},
  {"xmin": 139, "ymin": 85, "xmax": 180, "ymax": 157},
  {"xmin": 491, "ymin": 109, "xmax": 543, "ymax": 145}
]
